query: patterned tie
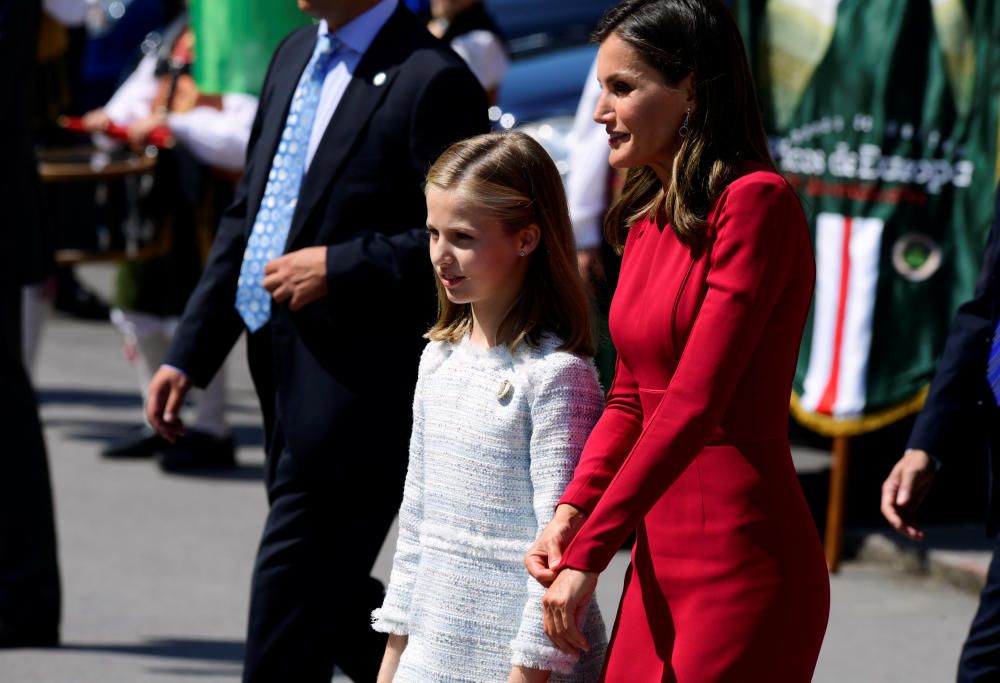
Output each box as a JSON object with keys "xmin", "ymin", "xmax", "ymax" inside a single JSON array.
[
  {"xmin": 989, "ymin": 318, "xmax": 1000, "ymax": 405},
  {"xmin": 235, "ymin": 34, "xmax": 339, "ymax": 332}
]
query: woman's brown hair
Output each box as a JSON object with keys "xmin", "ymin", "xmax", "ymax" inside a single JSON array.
[
  {"xmin": 597, "ymin": 0, "xmax": 775, "ymax": 254},
  {"xmin": 424, "ymin": 132, "xmax": 594, "ymax": 357}
]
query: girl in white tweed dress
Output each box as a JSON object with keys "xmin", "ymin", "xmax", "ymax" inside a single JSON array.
[{"xmin": 372, "ymin": 132, "xmax": 607, "ymax": 683}]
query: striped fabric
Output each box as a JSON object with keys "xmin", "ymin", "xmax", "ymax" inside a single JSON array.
[{"xmin": 799, "ymin": 212, "xmax": 885, "ymax": 418}]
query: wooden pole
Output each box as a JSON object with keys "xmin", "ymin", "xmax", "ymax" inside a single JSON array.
[{"xmin": 825, "ymin": 435, "xmax": 851, "ymax": 573}]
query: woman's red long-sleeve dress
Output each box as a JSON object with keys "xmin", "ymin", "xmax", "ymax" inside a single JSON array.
[{"xmin": 558, "ymin": 167, "xmax": 830, "ymax": 682}]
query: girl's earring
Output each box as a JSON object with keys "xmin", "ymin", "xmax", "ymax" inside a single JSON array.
[
  {"xmin": 679, "ymin": 107, "xmax": 691, "ymax": 138},
  {"xmin": 519, "ymin": 248, "xmax": 526, "ymax": 257}
]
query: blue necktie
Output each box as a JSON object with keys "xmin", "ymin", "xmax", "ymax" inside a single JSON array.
[
  {"xmin": 235, "ymin": 34, "xmax": 339, "ymax": 332},
  {"xmin": 989, "ymin": 318, "xmax": 1000, "ymax": 405}
]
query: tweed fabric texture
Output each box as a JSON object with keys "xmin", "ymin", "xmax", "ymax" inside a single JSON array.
[{"xmin": 372, "ymin": 334, "xmax": 607, "ymax": 681}]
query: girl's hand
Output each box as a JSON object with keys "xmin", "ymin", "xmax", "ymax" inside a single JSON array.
[
  {"xmin": 507, "ymin": 665, "xmax": 551, "ymax": 683},
  {"xmin": 542, "ymin": 568, "xmax": 597, "ymax": 655},
  {"xmin": 525, "ymin": 504, "xmax": 586, "ymax": 586},
  {"xmin": 376, "ymin": 633, "xmax": 408, "ymax": 683}
]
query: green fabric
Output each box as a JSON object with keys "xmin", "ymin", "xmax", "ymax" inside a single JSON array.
[
  {"xmin": 736, "ymin": 0, "xmax": 1000, "ymax": 434},
  {"xmin": 189, "ymin": 1, "xmax": 312, "ymax": 96}
]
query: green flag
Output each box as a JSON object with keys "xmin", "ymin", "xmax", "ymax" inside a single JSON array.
[
  {"xmin": 735, "ymin": 0, "xmax": 1000, "ymax": 436},
  {"xmin": 189, "ymin": 1, "xmax": 312, "ymax": 96}
]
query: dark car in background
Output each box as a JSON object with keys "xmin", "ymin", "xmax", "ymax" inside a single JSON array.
[{"xmin": 486, "ymin": 0, "xmax": 616, "ymax": 177}]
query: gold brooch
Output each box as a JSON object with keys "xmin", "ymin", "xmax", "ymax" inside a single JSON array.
[{"xmin": 496, "ymin": 379, "xmax": 514, "ymax": 401}]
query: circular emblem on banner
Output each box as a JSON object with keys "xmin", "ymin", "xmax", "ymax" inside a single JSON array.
[{"xmin": 891, "ymin": 233, "xmax": 942, "ymax": 282}]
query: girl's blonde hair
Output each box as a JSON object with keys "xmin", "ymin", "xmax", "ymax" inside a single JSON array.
[{"xmin": 424, "ymin": 132, "xmax": 594, "ymax": 357}]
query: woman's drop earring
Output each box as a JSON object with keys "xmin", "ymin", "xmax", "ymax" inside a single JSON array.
[{"xmin": 679, "ymin": 107, "xmax": 691, "ymax": 138}]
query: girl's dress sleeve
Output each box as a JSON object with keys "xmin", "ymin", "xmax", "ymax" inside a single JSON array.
[
  {"xmin": 558, "ymin": 352, "xmax": 644, "ymax": 514},
  {"xmin": 371, "ymin": 346, "xmax": 431, "ymax": 635},
  {"xmin": 509, "ymin": 354, "xmax": 604, "ymax": 673},
  {"xmin": 559, "ymin": 176, "xmax": 808, "ymax": 574}
]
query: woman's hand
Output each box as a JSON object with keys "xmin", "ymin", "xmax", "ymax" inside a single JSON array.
[
  {"xmin": 542, "ymin": 568, "xmax": 597, "ymax": 655},
  {"xmin": 376, "ymin": 633, "xmax": 408, "ymax": 683},
  {"xmin": 525, "ymin": 504, "xmax": 586, "ymax": 586},
  {"xmin": 506, "ymin": 665, "xmax": 551, "ymax": 683}
]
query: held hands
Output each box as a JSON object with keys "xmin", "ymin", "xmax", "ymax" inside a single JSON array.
[
  {"xmin": 542, "ymin": 568, "xmax": 597, "ymax": 655},
  {"xmin": 880, "ymin": 448, "xmax": 936, "ymax": 541},
  {"xmin": 263, "ymin": 246, "xmax": 329, "ymax": 311},
  {"xmin": 525, "ymin": 504, "xmax": 587, "ymax": 587},
  {"xmin": 146, "ymin": 365, "xmax": 192, "ymax": 443},
  {"xmin": 527, "ymin": 505, "xmax": 596, "ymax": 656}
]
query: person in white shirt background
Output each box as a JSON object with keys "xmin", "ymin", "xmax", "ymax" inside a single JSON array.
[
  {"xmin": 564, "ymin": 55, "xmax": 620, "ymax": 389},
  {"xmin": 78, "ymin": 9, "xmax": 255, "ymax": 470},
  {"xmin": 428, "ymin": 0, "xmax": 509, "ymax": 105}
]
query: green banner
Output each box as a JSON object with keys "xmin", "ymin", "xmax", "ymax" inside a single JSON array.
[
  {"xmin": 736, "ymin": 0, "xmax": 1000, "ymax": 436},
  {"xmin": 189, "ymin": 1, "xmax": 312, "ymax": 96}
]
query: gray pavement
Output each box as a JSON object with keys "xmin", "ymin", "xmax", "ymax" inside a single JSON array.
[{"xmin": 0, "ymin": 264, "xmax": 984, "ymax": 682}]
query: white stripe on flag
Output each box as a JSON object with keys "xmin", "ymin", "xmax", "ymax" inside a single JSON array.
[
  {"xmin": 800, "ymin": 214, "xmax": 841, "ymax": 412},
  {"xmin": 800, "ymin": 213, "xmax": 884, "ymax": 417},
  {"xmin": 834, "ymin": 217, "xmax": 884, "ymax": 415}
]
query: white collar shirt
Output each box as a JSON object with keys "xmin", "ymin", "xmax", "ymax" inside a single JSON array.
[{"xmin": 305, "ymin": 0, "xmax": 397, "ymax": 170}]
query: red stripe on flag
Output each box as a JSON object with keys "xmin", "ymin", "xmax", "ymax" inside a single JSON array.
[{"xmin": 816, "ymin": 216, "xmax": 853, "ymax": 415}]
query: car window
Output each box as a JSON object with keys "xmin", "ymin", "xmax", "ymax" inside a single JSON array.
[{"xmin": 485, "ymin": 0, "xmax": 614, "ymax": 57}]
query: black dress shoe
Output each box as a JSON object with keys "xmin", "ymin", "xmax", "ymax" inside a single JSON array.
[
  {"xmin": 101, "ymin": 428, "xmax": 169, "ymax": 458},
  {"xmin": 157, "ymin": 431, "xmax": 236, "ymax": 473},
  {"xmin": 0, "ymin": 621, "xmax": 59, "ymax": 648}
]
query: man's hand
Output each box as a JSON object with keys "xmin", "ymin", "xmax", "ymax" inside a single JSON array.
[
  {"xmin": 881, "ymin": 448, "xmax": 936, "ymax": 541},
  {"xmin": 525, "ymin": 504, "xmax": 586, "ymax": 587},
  {"xmin": 263, "ymin": 246, "xmax": 329, "ymax": 311},
  {"xmin": 146, "ymin": 365, "xmax": 192, "ymax": 443},
  {"xmin": 542, "ymin": 568, "xmax": 596, "ymax": 655}
]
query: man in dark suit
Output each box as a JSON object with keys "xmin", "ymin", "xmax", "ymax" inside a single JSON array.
[
  {"xmin": 145, "ymin": 0, "xmax": 487, "ymax": 680},
  {"xmin": 882, "ymin": 190, "xmax": 1000, "ymax": 682},
  {"xmin": 0, "ymin": 0, "xmax": 62, "ymax": 648}
]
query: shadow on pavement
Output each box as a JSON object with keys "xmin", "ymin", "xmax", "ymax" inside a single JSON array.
[
  {"xmin": 160, "ymin": 462, "xmax": 266, "ymax": 482},
  {"xmin": 41, "ymin": 418, "xmax": 265, "ymax": 451},
  {"xmin": 61, "ymin": 637, "xmax": 244, "ymax": 662},
  {"xmin": 148, "ymin": 666, "xmax": 241, "ymax": 678},
  {"xmin": 37, "ymin": 387, "xmax": 262, "ymax": 416},
  {"xmin": 38, "ymin": 388, "xmax": 143, "ymax": 408}
]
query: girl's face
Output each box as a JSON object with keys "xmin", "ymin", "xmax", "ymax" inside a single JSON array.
[
  {"xmin": 426, "ymin": 187, "xmax": 538, "ymax": 318},
  {"xmin": 594, "ymin": 33, "xmax": 695, "ymax": 177}
]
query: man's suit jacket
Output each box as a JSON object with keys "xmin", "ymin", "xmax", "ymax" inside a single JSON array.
[
  {"xmin": 165, "ymin": 5, "xmax": 488, "ymax": 465},
  {"xmin": 909, "ymin": 191, "xmax": 1000, "ymax": 532}
]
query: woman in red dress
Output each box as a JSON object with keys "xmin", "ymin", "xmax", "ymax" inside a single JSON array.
[{"xmin": 525, "ymin": 1, "xmax": 830, "ymax": 680}]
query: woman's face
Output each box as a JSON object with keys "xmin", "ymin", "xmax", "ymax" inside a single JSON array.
[{"xmin": 593, "ymin": 33, "xmax": 695, "ymax": 176}]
